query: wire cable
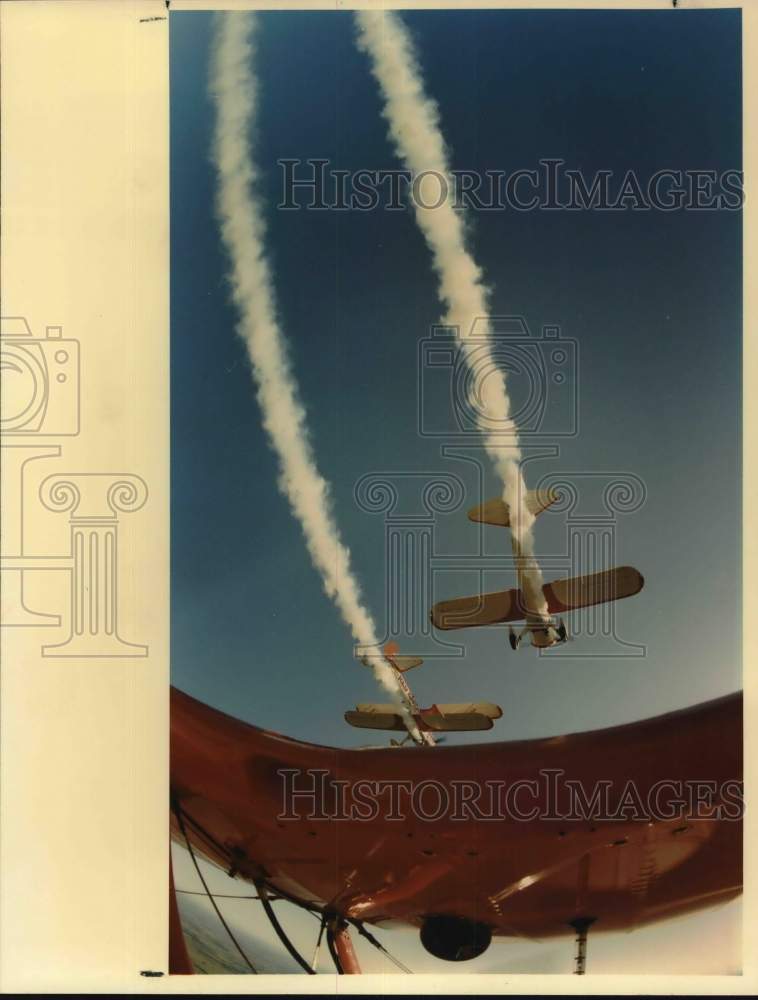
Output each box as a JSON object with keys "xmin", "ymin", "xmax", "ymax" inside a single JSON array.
[
  {"xmin": 175, "ymin": 889, "xmax": 279, "ymax": 901},
  {"xmin": 174, "ymin": 807, "xmax": 324, "ymax": 917},
  {"xmin": 311, "ymin": 914, "xmax": 327, "ymax": 971},
  {"xmin": 174, "ymin": 802, "xmax": 409, "ymax": 974},
  {"xmin": 255, "ymin": 880, "xmax": 316, "ymax": 975},
  {"xmin": 352, "ymin": 921, "xmax": 413, "ymax": 973},
  {"xmin": 172, "ymin": 799, "xmax": 259, "ymax": 974}
]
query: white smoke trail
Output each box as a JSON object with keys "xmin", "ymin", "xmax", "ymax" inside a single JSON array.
[
  {"xmin": 355, "ymin": 10, "xmax": 548, "ymax": 617},
  {"xmin": 209, "ymin": 12, "xmax": 416, "ymax": 717}
]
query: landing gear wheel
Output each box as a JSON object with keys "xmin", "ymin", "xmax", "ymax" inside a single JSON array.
[{"xmin": 508, "ymin": 628, "xmax": 518, "ymax": 651}]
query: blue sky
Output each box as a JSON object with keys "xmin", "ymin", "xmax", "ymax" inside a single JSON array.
[
  {"xmin": 170, "ymin": 7, "xmax": 741, "ymax": 975},
  {"xmin": 171, "ymin": 8, "xmax": 740, "ymax": 745}
]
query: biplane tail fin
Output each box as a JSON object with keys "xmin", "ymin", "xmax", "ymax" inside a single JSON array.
[
  {"xmin": 358, "ymin": 642, "xmax": 423, "ymax": 673},
  {"xmin": 467, "ymin": 488, "xmax": 560, "ymax": 527}
]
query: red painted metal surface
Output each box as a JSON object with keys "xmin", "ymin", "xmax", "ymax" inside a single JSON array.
[
  {"xmin": 170, "ymin": 686, "xmax": 742, "ymax": 941},
  {"xmin": 331, "ymin": 919, "xmax": 362, "ymax": 974}
]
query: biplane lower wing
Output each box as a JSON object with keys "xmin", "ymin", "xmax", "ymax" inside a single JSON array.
[{"xmin": 431, "ymin": 565, "xmax": 644, "ymax": 630}]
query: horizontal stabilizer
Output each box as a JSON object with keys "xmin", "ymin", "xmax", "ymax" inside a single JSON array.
[
  {"xmin": 431, "ymin": 566, "xmax": 644, "ymax": 630},
  {"xmin": 467, "ymin": 489, "xmax": 560, "ymax": 527},
  {"xmin": 345, "ymin": 710, "xmax": 406, "ymax": 732},
  {"xmin": 392, "ymin": 655, "xmax": 424, "ymax": 673},
  {"xmin": 382, "ymin": 641, "xmax": 423, "ymax": 673}
]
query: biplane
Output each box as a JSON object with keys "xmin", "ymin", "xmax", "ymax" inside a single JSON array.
[
  {"xmin": 351, "ymin": 641, "xmax": 503, "ymax": 743},
  {"xmin": 430, "ymin": 491, "xmax": 645, "ymax": 650},
  {"xmin": 168, "ymin": 487, "xmax": 739, "ymax": 976}
]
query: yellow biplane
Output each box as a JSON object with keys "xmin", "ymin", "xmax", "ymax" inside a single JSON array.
[{"xmin": 431, "ymin": 491, "xmax": 644, "ymax": 650}]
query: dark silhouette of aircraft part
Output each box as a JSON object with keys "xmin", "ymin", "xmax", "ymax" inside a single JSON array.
[
  {"xmin": 569, "ymin": 915, "xmax": 596, "ymax": 975},
  {"xmin": 420, "ymin": 914, "xmax": 492, "ymax": 962}
]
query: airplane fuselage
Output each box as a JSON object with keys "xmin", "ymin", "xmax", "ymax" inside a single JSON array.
[
  {"xmin": 525, "ymin": 614, "xmax": 565, "ymax": 648},
  {"xmin": 385, "ymin": 664, "xmax": 436, "ymax": 746}
]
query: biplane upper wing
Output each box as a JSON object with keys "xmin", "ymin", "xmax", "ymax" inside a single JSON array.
[
  {"xmin": 430, "ymin": 566, "xmax": 644, "ymax": 630},
  {"xmin": 543, "ymin": 565, "xmax": 644, "ymax": 613},
  {"xmin": 467, "ymin": 488, "xmax": 560, "ymax": 527},
  {"xmin": 430, "ymin": 702, "xmax": 503, "ymax": 719},
  {"xmin": 430, "ymin": 587, "xmax": 520, "ymax": 630},
  {"xmin": 347, "ymin": 702, "xmax": 503, "ymax": 733},
  {"xmin": 421, "ymin": 712, "xmax": 494, "ymax": 732},
  {"xmin": 345, "ymin": 709, "xmax": 407, "ymax": 731},
  {"xmin": 355, "ymin": 703, "xmax": 403, "ymax": 714}
]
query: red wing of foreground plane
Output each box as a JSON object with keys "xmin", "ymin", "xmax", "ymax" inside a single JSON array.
[{"xmin": 170, "ymin": 686, "xmax": 742, "ymax": 971}]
